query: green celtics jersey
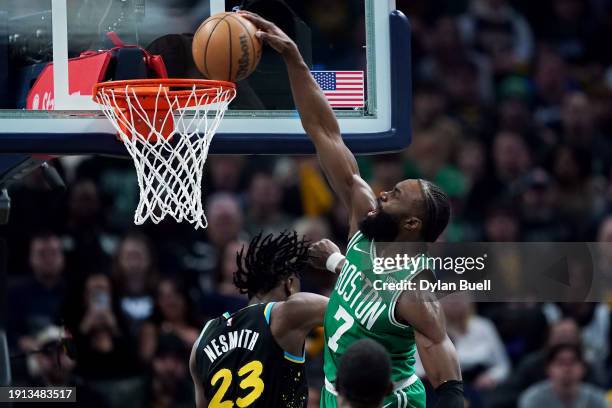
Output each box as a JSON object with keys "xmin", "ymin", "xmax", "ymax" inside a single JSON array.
[{"xmin": 323, "ymin": 231, "xmax": 420, "ymax": 386}]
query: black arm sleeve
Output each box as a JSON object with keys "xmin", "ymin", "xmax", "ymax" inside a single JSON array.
[{"xmin": 433, "ymin": 380, "xmax": 464, "ymax": 408}]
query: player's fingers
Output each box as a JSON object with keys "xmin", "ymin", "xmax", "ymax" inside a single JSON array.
[
  {"xmin": 255, "ymin": 31, "xmax": 287, "ymax": 52},
  {"xmin": 237, "ymin": 11, "xmax": 275, "ymax": 30}
]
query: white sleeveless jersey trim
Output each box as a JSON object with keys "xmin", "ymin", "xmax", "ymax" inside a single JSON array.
[
  {"xmin": 194, "ymin": 318, "xmax": 215, "ymax": 350},
  {"xmin": 387, "ymin": 268, "xmax": 424, "ymax": 330},
  {"xmin": 347, "ymin": 231, "xmax": 363, "ymax": 251},
  {"xmin": 326, "ymin": 374, "xmax": 418, "ymax": 398},
  {"xmin": 389, "ymin": 288, "xmax": 411, "ymax": 330}
]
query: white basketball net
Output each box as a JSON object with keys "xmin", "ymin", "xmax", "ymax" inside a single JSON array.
[{"xmin": 96, "ymin": 83, "xmax": 236, "ymax": 229}]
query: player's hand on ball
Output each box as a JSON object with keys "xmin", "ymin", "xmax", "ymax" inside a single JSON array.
[
  {"xmin": 308, "ymin": 239, "xmax": 341, "ymax": 270},
  {"xmin": 237, "ymin": 11, "xmax": 297, "ymax": 56}
]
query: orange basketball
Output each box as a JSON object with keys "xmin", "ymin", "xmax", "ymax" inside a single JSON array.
[{"xmin": 192, "ymin": 12, "xmax": 262, "ymax": 82}]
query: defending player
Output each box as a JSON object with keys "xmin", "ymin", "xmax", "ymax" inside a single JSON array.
[
  {"xmin": 189, "ymin": 231, "xmax": 328, "ymax": 407},
  {"xmin": 239, "ymin": 11, "xmax": 464, "ymax": 408}
]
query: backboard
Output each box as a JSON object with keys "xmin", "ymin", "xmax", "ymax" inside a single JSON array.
[{"xmin": 0, "ymin": 0, "xmax": 411, "ymax": 161}]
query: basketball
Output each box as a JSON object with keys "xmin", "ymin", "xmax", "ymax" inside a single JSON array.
[{"xmin": 192, "ymin": 12, "xmax": 262, "ymax": 82}]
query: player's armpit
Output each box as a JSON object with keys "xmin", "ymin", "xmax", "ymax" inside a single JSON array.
[{"xmin": 395, "ymin": 289, "xmax": 462, "ymax": 388}]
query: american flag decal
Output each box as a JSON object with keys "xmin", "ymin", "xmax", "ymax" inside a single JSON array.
[{"xmin": 312, "ymin": 71, "xmax": 365, "ymax": 108}]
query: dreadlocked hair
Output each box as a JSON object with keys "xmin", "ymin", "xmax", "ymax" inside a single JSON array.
[{"xmin": 233, "ymin": 231, "xmax": 310, "ymax": 298}]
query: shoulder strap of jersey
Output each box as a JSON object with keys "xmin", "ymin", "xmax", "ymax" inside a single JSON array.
[
  {"xmin": 263, "ymin": 301, "xmax": 276, "ymax": 325},
  {"xmin": 347, "ymin": 230, "xmax": 364, "ymax": 251}
]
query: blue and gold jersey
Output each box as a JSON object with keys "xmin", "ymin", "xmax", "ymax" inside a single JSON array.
[{"xmin": 194, "ymin": 303, "xmax": 307, "ymax": 408}]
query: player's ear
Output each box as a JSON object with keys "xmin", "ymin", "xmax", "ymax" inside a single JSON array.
[
  {"xmin": 403, "ymin": 216, "xmax": 422, "ymax": 233},
  {"xmin": 284, "ymin": 275, "xmax": 300, "ymax": 297},
  {"xmin": 283, "ymin": 277, "xmax": 293, "ymax": 298}
]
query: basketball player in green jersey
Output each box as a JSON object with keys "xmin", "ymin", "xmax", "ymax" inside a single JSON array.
[{"xmin": 240, "ymin": 11, "xmax": 464, "ymax": 408}]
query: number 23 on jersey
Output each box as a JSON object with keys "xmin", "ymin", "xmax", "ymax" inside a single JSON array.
[{"xmin": 209, "ymin": 360, "xmax": 264, "ymax": 407}]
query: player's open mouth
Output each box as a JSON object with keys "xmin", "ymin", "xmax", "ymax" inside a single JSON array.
[{"xmin": 368, "ymin": 209, "xmax": 378, "ymax": 217}]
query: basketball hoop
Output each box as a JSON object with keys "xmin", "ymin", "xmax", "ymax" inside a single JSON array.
[{"xmin": 93, "ymin": 78, "xmax": 236, "ymax": 229}]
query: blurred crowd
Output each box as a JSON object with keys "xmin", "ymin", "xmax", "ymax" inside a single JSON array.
[{"xmin": 4, "ymin": 0, "xmax": 612, "ymax": 407}]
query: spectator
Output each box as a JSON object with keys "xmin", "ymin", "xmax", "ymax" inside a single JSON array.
[
  {"xmin": 66, "ymin": 272, "xmax": 141, "ymax": 380},
  {"xmin": 419, "ymin": 16, "xmax": 493, "ymax": 102},
  {"xmin": 215, "ymin": 240, "xmax": 246, "ymax": 298},
  {"xmin": 456, "ymin": 139, "xmax": 487, "ymax": 190},
  {"xmin": 517, "ymin": 168, "xmax": 572, "ymax": 241},
  {"xmin": 533, "ymin": 47, "xmax": 575, "ymax": 128},
  {"xmin": 145, "ymin": 334, "xmax": 194, "ymax": 408},
  {"xmin": 492, "ymin": 318, "xmax": 603, "ymax": 408},
  {"xmin": 442, "ymin": 293, "xmax": 511, "ymax": 391},
  {"xmin": 139, "ymin": 278, "xmax": 199, "ymax": 362},
  {"xmin": 543, "ymin": 303, "xmax": 610, "ymax": 384},
  {"xmin": 458, "ymin": 0, "xmax": 534, "ymax": 74},
  {"xmin": 560, "ymin": 92, "xmax": 612, "ymax": 175},
  {"xmin": 74, "ymin": 157, "xmax": 140, "ymax": 229},
  {"xmin": 294, "ymin": 216, "xmax": 332, "ymax": 243},
  {"xmin": 62, "ymin": 179, "xmax": 117, "ymax": 275},
  {"xmin": 24, "ymin": 325, "xmax": 107, "ymax": 407},
  {"xmin": 198, "ymin": 240, "xmax": 248, "ymax": 318},
  {"xmin": 184, "ymin": 193, "xmax": 246, "ymax": 294},
  {"xmin": 496, "ymin": 76, "xmax": 534, "ymax": 137},
  {"xmin": 206, "ymin": 156, "xmax": 248, "ymax": 193},
  {"xmin": 3, "ymin": 164, "xmax": 66, "ymax": 274},
  {"xmin": 245, "ymin": 171, "xmax": 292, "ymax": 236},
  {"xmin": 492, "ymin": 131, "xmax": 532, "ymax": 186},
  {"xmin": 549, "ymin": 145, "xmax": 594, "ymax": 225},
  {"xmin": 368, "ymin": 154, "xmax": 406, "ymax": 195},
  {"xmin": 456, "ymin": 138, "xmax": 497, "ymax": 226},
  {"xmin": 411, "ymin": 83, "xmax": 459, "ymax": 138},
  {"xmin": 539, "ymin": 0, "xmax": 595, "ymax": 64},
  {"xmin": 8, "ymin": 232, "xmax": 66, "ymax": 350},
  {"xmin": 484, "ymin": 205, "xmax": 521, "ymax": 241},
  {"xmin": 519, "ymin": 344, "xmax": 608, "ymax": 408},
  {"xmin": 205, "ymin": 193, "xmax": 246, "ymax": 250},
  {"xmin": 112, "ymin": 232, "xmax": 159, "ymax": 337}
]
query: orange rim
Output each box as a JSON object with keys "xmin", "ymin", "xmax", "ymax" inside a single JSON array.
[{"xmin": 93, "ymin": 78, "xmax": 236, "ymax": 106}]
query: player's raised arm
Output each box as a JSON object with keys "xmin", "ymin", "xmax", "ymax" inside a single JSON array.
[
  {"xmin": 238, "ymin": 11, "xmax": 376, "ymax": 229},
  {"xmin": 395, "ymin": 286, "xmax": 464, "ymax": 408}
]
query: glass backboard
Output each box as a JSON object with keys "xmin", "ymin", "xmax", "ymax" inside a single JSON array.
[{"xmin": 0, "ymin": 0, "xmax": 411, "ymax": 156}]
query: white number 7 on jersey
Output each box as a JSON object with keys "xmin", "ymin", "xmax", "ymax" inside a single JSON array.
[{"xmin": 327, "ymin": 306, "xmax": 354, "ymax": 352}]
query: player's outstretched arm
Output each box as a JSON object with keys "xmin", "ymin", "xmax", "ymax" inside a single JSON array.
[
  {"xmin": 269, "ymin": 292, "xmax": 328, "ymax": 356},
  {"xmin": 189, "ymin": 341, "xmax": 208, "ymax": 408},
  {"xmin": 395, "ymin": 286, "xmax": 464, "ymax": 407},
  {"xmin": 238, "ymin": 11, "xmax": 376, "ymax": 232}
]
